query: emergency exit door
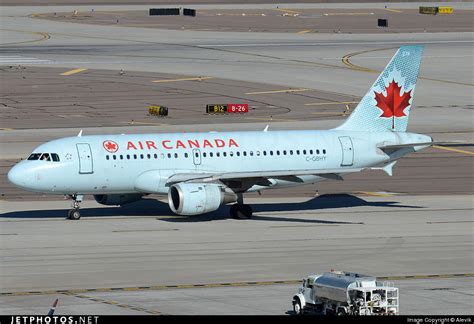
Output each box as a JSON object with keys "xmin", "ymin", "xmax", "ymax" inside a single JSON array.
[
  {"xmin": 338, "ymin": 136, "xmax": 354, "ymax": 166},
  {"xmin": 76, "ymin": 143, "xmax": 93, "ymax": 174}
]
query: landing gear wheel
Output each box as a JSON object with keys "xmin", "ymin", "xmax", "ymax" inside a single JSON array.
[
  {"xmin": 230, "ymin": 204, "xmax": 253, "ymax": 219},
  {"xmin": 68, "ymin": 209, "xmax": 81, "ymax": 220},
  {"xmin": 293, "ymin": 300, "xmax": 303, "ymax": 315},
  {"xmin": 66, "ymin": 194, "xmax": 83, "ymax": 220}
]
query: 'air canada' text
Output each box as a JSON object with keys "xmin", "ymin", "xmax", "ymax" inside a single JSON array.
[{"xmin": 126, "ymin": 138, "xmax": 240, "ymax": 150}]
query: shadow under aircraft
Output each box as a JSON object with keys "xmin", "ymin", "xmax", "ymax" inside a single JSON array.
[{"xmin": 0, "ymin": 194, "xmax": 423, "ymax": 224}]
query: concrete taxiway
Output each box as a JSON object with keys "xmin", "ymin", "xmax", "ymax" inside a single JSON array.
[{"xmin": 0, "ymin": 1, "xmax": 473, "ymax": 315}]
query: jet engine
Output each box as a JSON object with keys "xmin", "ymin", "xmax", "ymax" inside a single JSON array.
[
  {"xmin": 168, "ymin": 183, "xmax": 237, "ymax": 215},
  {"xmin": 94, "ymin": 193, "xmax": 143, "ymax": 206}
]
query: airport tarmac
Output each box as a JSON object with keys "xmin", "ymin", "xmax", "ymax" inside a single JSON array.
[
  {"xmin": 0, "ymin": 1, "xmax": 473, "ymax": 316},
  {"xmin": 0, "ymin": 195, "xmax": 473, "ymax": 315}
]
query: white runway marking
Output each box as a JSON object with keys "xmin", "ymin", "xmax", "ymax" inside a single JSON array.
[{"xmin": 0, "ymin": 55, "xmax": 51, "ymax": 65}]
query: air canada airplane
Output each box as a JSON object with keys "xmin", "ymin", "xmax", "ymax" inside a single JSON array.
[{"xmin": 8, "ymin": 45, "xmax": 433, "ymax": 220}]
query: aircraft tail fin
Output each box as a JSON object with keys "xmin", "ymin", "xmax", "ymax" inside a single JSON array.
[{"xmin": 336, "ymin": 45, "xmax": 424, "ymax": 132}]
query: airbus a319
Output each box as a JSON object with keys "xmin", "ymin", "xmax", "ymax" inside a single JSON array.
[{"xmin": 8, "ymin": 45, "xmax": 433, "ymax": 220}]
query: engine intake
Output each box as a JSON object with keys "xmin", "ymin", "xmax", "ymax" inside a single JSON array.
[{"xmin": 168, "ymin": 183, "xmax": 237, "ymax": 215}]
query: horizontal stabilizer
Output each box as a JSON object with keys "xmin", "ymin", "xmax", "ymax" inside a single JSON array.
[
  {"xmin": 377, "ymin": 142, "xmax": 433, "ymax": 151},
  {"xmin": 370, "ymin": 161, "xmax": 397, "ymax": 176}
]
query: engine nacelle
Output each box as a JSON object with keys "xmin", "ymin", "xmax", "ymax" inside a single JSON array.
[
  {"xmin": 94, "ymin": 193, "xmax": 143, "ymax": 206},
  {"xmin": 168, "ymin": 183, "xmax": 237, "ymax": 215}
]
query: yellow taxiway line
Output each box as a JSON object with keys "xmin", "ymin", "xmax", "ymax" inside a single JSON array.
[
  {"xmin": 272, "ymin": 8, "xmax": 301, "ymax": 15},
  {"xmin": 246, "ymin": 88, "xmax": 310, "ymax": 95},
  {"xmin": 297, "ymin": 30, "xmax": 312, "ymax": 35},
  {"xmin": 383, "ymin": 8, "xmax": 403, "ymax": 13},
  {"xmin": 324, "ymin": 12, "xmax": 374, "ymax": 16},
  {"xmin": 433, "ymin": 145, "xmax": 474, "ymax": 156},
  {"xmin": 61, "ymin": 68, "xmax": 88, "ymax": 76},
  {"xmin": 2, "ymin": 274, "xmax": 472, "ymax": 296},
  {"xmin": 152, "ymin": 76, "xmax": 213, "ymax": 83}
]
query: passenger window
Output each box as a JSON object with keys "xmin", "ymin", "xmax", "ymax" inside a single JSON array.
[
  {"xmin": 316, "ymin": 150, "xmax": 320, "ymax": 155},
  {"xmin": 303, "ymin": 150, "xmax": 307, "ymax": 155},
  {"xmin": 230, "ymin": 152, "xmax": 234, "ymax": 157},
  {"xmin": 283, "ymin": 150, "xmax": 287, "ymax": 155},
  {"xmin": 309, "ymin": 150, "xmax": 313, "ymax": 154},
  {"xmin": 236, "ymin": 152, "xmax": 240, "ymax": 157},
  {"xmin": 210, "ymin": 152, "xmax": 214, "ymax": 157},
  {"xmin": 147, "ymin": 154, "xmax": 151, "ymax": 159},
  {"xmin": 256, "ymin": 151, "xmax": 260, "ymax": 156},
  {"xmin": 106, "ymin": 155, "xmax": 109, "ymax": 160},
  {"xmin": 290, "ymin": 150, "xmax": 293, "ymax": 155},
  {"xmin": 27, "ymin": 153, "xmax": 42, "ymax": 160},
  {"xmin": 203, "ymin": 152, "xmax": 206, "ymax": 158},
  {"xmin": 51, "ymin": 153, "xmax": 60, "ymax": 162},
  {"xmin": 250, "ymin": 151, "xmax": 253, "ymax": 156},
  {"xmin": 270, "ymin": 151, "xmax": 273, "ymax": 156},
  {"xmin": 243, "ymin": 151, "xmax": 247, "ymax": 157},
  {"xmin": 127, "ymin": 154, "xmax": 130, "ymax": 160},
  {"xmin": 134, "ymin": 154, "xmax": 137, "ymax": 159},
  {"xmin": 296, "ymin": 150, "xmax": 300, "ymax": 155},
  {"xmin": 120, "ymin": 155, "xmax": 123, "ymax": 160},
  {"xmin": 167, "ymin": 153, "xmax": 171, "ymax": 158},
  {"xmin": 154, "ymin": 154, "xmax": 158, "ymax": 159},
  {"xmin": 216, "ymin": 152, "xmax": 220, "ymax": 157},
  {"xmin": 276, "ymin": 151, "xmax": 280, "ymax": 156},
  {"xmin": 140, "ymin": 154, "xmax": 144, "ymax": 159},
  {"xmin": 185, "ymin": 153, "xmax": 188, "ymax": 158},
  {"xmin": 113, "ymin": 155, "xmax": 117, "ymax": 160},
  {"xmin": 174, "ymin": 153, "xmax": 178, "ymax": 158},
  {"xmin": 263, "ymin": 151, "xmax": 267, "ymax": 156},
  {"xmin": 223, "ymin": 152, "xmax": 227, "ymax": 157},
  {"xmin": 323, "ymin": 149, "xmax": 326, "ymax": 154}
]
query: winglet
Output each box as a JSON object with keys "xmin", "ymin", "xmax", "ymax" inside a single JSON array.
[
  {"xmin": 47, "ymin": 298, "xmax": 59, "ymax": 316},
  {"xmin": 77, "ymin": 129, "xmax": 83, "ymax": 137},
  {"xmin": 370, "ymin": 161, "xmax": 397, "ymax": 176}
]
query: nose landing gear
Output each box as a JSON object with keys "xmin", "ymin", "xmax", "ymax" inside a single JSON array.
[{"xmin": 66, "ymin": 194, "xmax": 83, "ymax": 220}]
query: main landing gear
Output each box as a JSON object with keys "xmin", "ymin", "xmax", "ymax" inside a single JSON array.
[
  {"xmin": 229, "ymin": 193, "xmax": 253, "ymax": 219},
  {"xmin": 66, "ymin": 194, "xmax": 83, "ymax": 220}
]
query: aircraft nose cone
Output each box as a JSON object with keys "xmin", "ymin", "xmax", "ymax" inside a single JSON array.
[{"xmin": 7, "ymin": 164, "xmax": 27, "ymax": 188}]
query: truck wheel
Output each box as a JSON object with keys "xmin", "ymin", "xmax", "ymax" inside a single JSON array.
[{"xmin": 293, "ymin": 299, "xmax": 303, "ymax": 315}]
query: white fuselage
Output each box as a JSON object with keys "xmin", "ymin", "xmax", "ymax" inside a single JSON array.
[{"xmin": 8, "ymin": 129, "xmax": 431, "ymax": 196}]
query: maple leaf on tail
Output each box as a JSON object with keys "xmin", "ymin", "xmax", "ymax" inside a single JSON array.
[{"xmin": 374, "ymin": 80, "xmax": 412, "ymax": 129}]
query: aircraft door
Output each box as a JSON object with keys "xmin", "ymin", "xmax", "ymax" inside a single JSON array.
[
  {"xmin": 192, "ymin": 149, "xmax": 202, "ymax": 166},
  {"xmin": 338, "ymin": 136, "xmax": 354, "ymax": 166},
  {"xmin": 76, "ymin": 143, "xmax": 93, "ymax": 174}
]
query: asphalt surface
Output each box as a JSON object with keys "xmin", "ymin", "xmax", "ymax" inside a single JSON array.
[
  {"xmin": 0, "ymin": 1, "xmax": 473, "ymax": 316},
  {"xmin": 34, "ymin": 8, "xmax": 474, "ymax": 34}
]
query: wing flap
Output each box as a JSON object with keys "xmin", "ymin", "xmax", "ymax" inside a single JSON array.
[{"xmin": 165, "ymin": 168, "xmax": 360, "ymax": 186}]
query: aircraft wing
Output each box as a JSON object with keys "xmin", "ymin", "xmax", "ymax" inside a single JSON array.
[{"xmin": 165, "ymin": 168, "xmax": 362, "ymax": 187}]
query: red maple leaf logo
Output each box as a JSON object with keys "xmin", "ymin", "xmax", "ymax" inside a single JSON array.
[
  {"xmin": 374, "ymin": 80, "xmax": 412, "ymax": 129},
  {"xmin": 103, "ymin": 140, "xmax": 118, "ymax": 153}
]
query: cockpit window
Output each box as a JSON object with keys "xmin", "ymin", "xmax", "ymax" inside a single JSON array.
[
  {"xmin": 27, "ymin": 153, "xmax": 42, "ymax": 160},
  {"xmin": 28, "ymin": 153, "xmax": 60, "ymax": 162},
  {"xmin": 40, "ymin": 153, "xmax": 51, "ymax": 161}
]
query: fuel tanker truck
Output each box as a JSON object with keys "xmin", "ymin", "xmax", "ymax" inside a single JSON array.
[{"xmin": 292, "ymin": 271, "xmax": 399, "ymax": 315}]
